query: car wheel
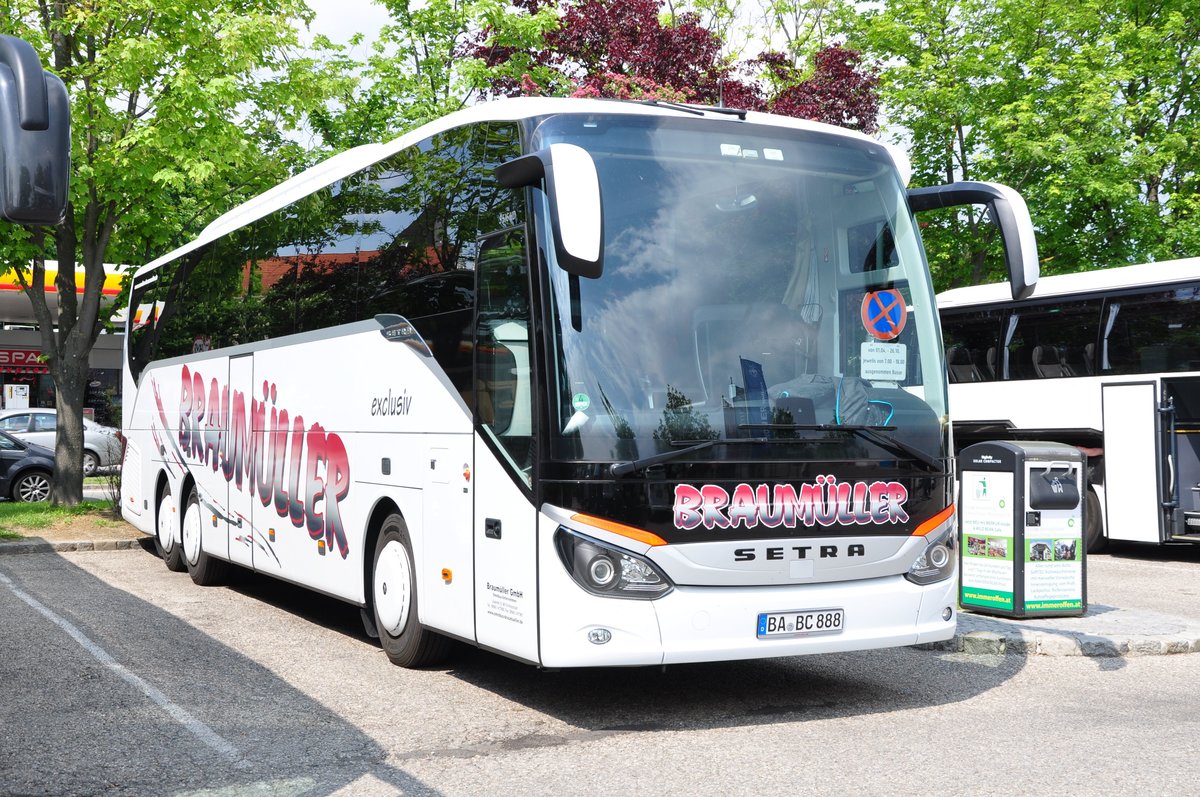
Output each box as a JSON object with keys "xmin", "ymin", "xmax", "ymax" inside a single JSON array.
[
  {"xmin": 83, "ymin": 451, "xmax": 100, "ymax": 477},
  {"xmin": 181, "ymin": 486, "xmax": 230, "ymax": 586},
  {"xmin": 155, "ymin": 483, "xmax": 186, "ymax": 572},
  {"xmin": 372, "ymin": 513, "xmax": 453, "ymax": 668},
  {"xmin": 11, "ymin": 470, "xmax": 51, "ymax": 502}
]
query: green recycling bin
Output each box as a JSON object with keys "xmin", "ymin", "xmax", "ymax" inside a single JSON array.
[{"xmin": 958, "ymin": 441, "xmax": 1087, "ymax": 618}]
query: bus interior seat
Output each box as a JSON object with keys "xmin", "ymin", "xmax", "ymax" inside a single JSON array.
[
  {"xmin": 1082, "ymin": 343, "xmax": 1096, "ymax": 375},
  {"xmin": 1033, "ymin": 345, "xmax": 1073, "ymax": 378},
  {"xmin": 986, "ymin": 347, "xmax": 998, "ymax": 380},
  {"xmin": 947, "ymin": 346, "xmax": 986, "ymax": 383},
  {"xmin": 1009, "ymin": 345, "xmax": 1036, "ymax": 379},
  {"xmin": 1140, "ymin": 344, "xmax": 1175, "ymax": 373}
]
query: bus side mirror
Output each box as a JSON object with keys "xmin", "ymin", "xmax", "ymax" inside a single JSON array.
[
  {"xmin": 496, "ymin": 143, "xmax": 603, "ymax": 279},
  {"xmin": 0, "ymin": 35, "xmax": 70, "ymax": 226},
  {"xmin": 907, "ymin": 181, "xmax": 1038, "ymax": 300}
]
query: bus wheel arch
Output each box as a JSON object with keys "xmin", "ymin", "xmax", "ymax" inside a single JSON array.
[
  {"xmin": 369, "ymin": 509, "xmax": 453, "ymax": 668},
  {"xmin": 154, "ymin": 472, "xmax": 185, "ymax": 572}
]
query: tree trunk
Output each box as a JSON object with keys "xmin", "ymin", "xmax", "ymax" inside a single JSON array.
[{"xmin": 49, "ymin": 339, "xmax": 90, "ymax": 506}]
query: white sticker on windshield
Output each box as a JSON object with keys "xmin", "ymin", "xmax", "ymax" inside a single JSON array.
[{"xmin": 860, "ymin": 341, "xmax": 907, "ymax": 382}]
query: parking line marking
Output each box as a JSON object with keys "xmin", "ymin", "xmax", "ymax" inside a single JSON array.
[{"xmin": 0, "ymin": 570, "xmax": 245, "ymax": 768}]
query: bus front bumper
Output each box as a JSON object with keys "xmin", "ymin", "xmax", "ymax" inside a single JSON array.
[{"xmin": 537, "ymin": 571, "xmax": 958, "ymax": 668}]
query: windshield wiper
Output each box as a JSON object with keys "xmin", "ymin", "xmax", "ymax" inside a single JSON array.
[
  {"xmin": 610, "ymin": 437, "xmax": 792, "ymax": 477},
  {"xmin": 737, "ymin": 423, "xmax": 947, "ymax": 474}
]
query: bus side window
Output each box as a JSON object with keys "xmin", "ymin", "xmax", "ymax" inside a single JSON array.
[
  {"xmin": 1104, "ymin": 288, "xmax": 1200, "ymax": 374},
  {"xmin": 476, "ymin": 229, "xmax": 533, "ymax": 483},
  {"xmin": 940, "ymin": 308, "xmax": 1003, "ymax": 382}
]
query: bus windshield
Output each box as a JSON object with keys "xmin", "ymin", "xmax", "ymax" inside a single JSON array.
[{"xmin": 532, "ymin": 114, "xmax": 946, "ymax": 468}]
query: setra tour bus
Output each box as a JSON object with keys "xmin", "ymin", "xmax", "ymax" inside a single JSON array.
[
  {"xmin": 938, "ymin": 258, "xmax": 1200, "ymax": 552},
  {"xmin": 120, "ymin": 98, "xmax": 1039, "ymax": 668}
]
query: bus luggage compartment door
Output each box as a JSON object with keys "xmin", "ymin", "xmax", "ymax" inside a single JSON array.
[
  {"xmin": 1100, "ymin": 382, "xmax": 1164, "ymax": 543},
  {"xmin": 420, "ymin": 441, "xmax": 474, "ymax": 641}
]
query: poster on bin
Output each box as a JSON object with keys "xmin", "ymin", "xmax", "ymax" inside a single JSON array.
[
  {"xmin": 1023, "ymin": 503, "xmax": 1083, "ymax": 612},
  {"xmin": 960, "ymin": 470, "xmax": 1015, "ymax": 610}
]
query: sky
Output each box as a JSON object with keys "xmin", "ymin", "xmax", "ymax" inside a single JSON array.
[{"xmin": 305, "ymin": 0, "xmax": 392, "ymax": 51}]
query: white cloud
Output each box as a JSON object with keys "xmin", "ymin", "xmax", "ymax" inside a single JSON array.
[{"xmin": 303, "ymin": 0, "xmax": 392, "ymax": 51}]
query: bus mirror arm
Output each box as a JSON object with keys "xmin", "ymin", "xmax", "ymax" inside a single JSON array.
[
  {"xmin": 497, "ymin": 144, "xmax": 604, "ymax": 279},
  {"xmin": 907, "ymin": 181, "xmax": 1038, "ymax": 301}
]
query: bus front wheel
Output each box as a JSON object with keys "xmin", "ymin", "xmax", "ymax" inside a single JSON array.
[{"xmin": 371, "ymin": 514, "xmax": 453, "ymax": 668}]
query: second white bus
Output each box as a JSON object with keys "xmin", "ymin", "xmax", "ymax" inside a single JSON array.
[{"xmin": 938, "ymin": 258, "xmax": 1200, "ymax": 550}]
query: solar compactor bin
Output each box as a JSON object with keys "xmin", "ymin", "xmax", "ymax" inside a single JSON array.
[{"xmin": 957, "ymin": 441, "xmax": 1086, "ymax": 618}]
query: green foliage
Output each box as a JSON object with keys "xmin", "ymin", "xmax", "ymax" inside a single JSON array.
[
  {"xmin": 0, "ymin": 0, "xmax": 349, "ymax": 503},
  {"xmin": 312, "ymin": 0, "xmax": 558, "ymax": 146},
  {"xmin": 841, "ymin": 0, "xmax": 1200, "ymax": 290}
]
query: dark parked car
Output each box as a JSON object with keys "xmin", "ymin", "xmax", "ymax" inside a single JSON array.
[{"xmin": 0, "ymin": 430, "xmax": 54, "ymax": 502}]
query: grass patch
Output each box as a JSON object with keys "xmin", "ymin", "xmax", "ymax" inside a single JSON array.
[{"xmin": 0, "ymin": 500, "xmax": 119, "ymax": 534}]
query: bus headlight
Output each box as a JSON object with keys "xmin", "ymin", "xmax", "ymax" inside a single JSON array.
[
  {"xmin": 555, "ymin": 527, "xmax": 673, "ymax": 599},
  {"xmin": 904, "ymin": 518, "xmax": 957, "ymax": 586}
]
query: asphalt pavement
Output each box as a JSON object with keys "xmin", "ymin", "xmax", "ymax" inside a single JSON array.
[{"xmin": 2, "ymin": 529, "xmax": 1198, "ymax": 658}]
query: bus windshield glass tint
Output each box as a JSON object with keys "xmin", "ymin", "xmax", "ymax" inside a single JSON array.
[{"xmin": 531, "ymin": 114, "xmax": 947, "ymax": 466}]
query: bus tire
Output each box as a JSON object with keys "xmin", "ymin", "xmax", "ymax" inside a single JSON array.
[
  {"xmin": 371, "ymin": 513, "xmax": 453, "ymax": 668},
  {"xmin": 155, "ymin": 483, "xmax": 185, "ymax": 572},
  {"xmin": 181, "ymin": 486, "xmax": 229, "ymax": 586},
  {"xmin": 1085, "ymin": 488, "xmax": 1106, "ymax": 554}
]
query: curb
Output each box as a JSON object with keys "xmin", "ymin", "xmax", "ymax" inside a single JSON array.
[
  {"xmin": 918, "ymin": 629, "xmax": 1200, "ymax": 657},
  {"xmin": 915, "ymin": 606, "xmax": 1200, "ymax": 657},
  {"xmin": 0, "ymin": 538, "xmax": 143, "ymax": 555}
]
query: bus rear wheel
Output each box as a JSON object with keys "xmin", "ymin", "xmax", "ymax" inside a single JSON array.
[
  {"xmin": 181, "ymin": 486, "xmax": 230, "ymax": 586},
  {"xmin": 155, "ymin": 483, "xmax": 185, "ymax": 572},
  {"xmin": 371, "ymin": 513, "xmax": 453, "ymax": 668}
]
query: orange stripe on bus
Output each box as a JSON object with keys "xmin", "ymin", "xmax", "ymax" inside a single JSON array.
[
  {"xmin": 570, "ymin": 513, "xmax": 668, "ymax": 547},
  {"xmin": 912, "ymin": 504, "xmax": 955, "ymax": 536}
]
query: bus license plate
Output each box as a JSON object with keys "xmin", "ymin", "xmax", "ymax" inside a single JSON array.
[{"xmin": 757, "ymin": 609, "xmax": 844, "ymax": 638}]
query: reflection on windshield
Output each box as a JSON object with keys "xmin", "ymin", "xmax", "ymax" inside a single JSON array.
[{"xmin": 535, "ymin": 115, "xmax": 946, "ymax": 466}]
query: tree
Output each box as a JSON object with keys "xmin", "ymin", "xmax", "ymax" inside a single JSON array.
[
  {"xmin": 313, "ymin": 0, "xmax": 559, "ymax": 147},
  {"xmin": 841, "ymin": 0, "xmax": 1200, "ymax": 289},
  {"xmin": 469, "ymin": 0, "xmax": 880, "ymax": 131},
  {"xmin": 468, "ymin": 0, "xmax": 731, "ymax": 103},
  {"xmin": 0, "ymin": 0, "xmax": 344, "ymax": 504}
]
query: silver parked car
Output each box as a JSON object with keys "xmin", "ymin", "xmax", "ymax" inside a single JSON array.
[{"xmin": 0, "ymin": 408, "xmax": 121, "ymax": 476}]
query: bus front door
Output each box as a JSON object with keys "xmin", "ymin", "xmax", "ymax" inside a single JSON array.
[
  {"xmin": 471, "ymin": 439, "xmax": 539, "ymax": 663},
  {"xmin": 1101, "ymin": 381, "xmax": 1165, "ymax": 543}
]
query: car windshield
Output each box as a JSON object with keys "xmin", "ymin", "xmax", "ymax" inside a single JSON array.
[{"xmin": 531, "ymin": 114, "xmax": 946, "ymax": 467}]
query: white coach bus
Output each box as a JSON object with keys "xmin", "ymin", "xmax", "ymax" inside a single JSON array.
[
  {"xmin": 938, "ymin": 259, "xmax": 1200, "ymax": 551},
  {"xmin": 121, "ymin": 98, "xmax": 1039, "ymax": 668}
]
